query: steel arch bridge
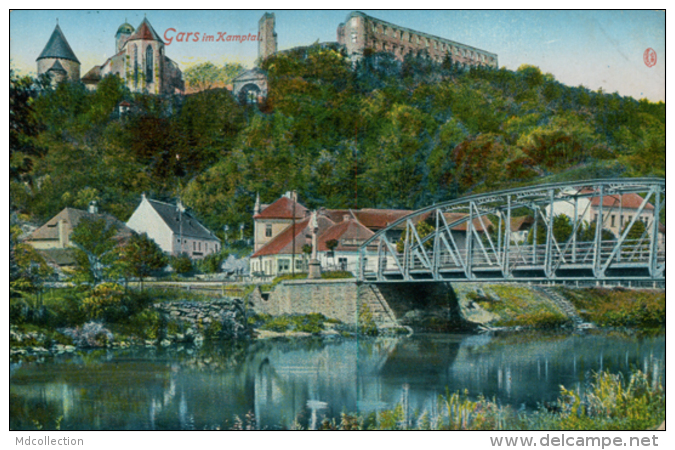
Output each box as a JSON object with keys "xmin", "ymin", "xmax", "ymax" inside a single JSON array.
[{"xmin": 358, "ymin": 178, "xmax": 665, "ymax": 283}]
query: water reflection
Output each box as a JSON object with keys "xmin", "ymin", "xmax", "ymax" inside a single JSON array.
[{"xmin": 10, "ymin": 331, "xmax": 664, "ymax": 430}]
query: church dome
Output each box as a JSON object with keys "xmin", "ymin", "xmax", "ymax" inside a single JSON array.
[{"xmin": 116, "ymin": 22, "xmax": 135, "ymax": 36}]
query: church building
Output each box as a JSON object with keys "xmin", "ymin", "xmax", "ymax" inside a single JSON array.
[
  {"xmin": 82, "ymin": 18, "xmax": 183, "ymax": 94},
  {"xmin": 37, "ymin": 18, "xmax": 183, "ymax": 95}
]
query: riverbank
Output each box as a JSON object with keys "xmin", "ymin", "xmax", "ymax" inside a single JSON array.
[
  {"xmin": 9, "ymin": 283, "xmax": 666, "ymax": 359},
  {"xmin": 452, "ymin": 283, "xmax": 665, "ymax": 331}
]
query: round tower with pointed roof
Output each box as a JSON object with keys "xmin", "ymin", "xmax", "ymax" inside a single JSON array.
[
  {"xmin": 116, "ymin": 21, "xmax": 135, "ymax": 53},
  {"xmin": 37, "ymin": 24, "xmax": 80, "ymax": 82}
]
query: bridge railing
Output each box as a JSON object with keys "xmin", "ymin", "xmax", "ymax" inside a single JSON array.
[{"xmin": 359, "ymin": 178, "xmax": 665, "ymax": 282}]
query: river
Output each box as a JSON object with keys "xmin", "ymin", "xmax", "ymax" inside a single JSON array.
[{"xmin": 10, "ymin": 330, "xmax": 664, "ymax": 430}]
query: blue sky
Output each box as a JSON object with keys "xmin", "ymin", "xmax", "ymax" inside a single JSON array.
[{"xmin": 10, "ymin": 10, "xmax": 665, "ymax": 101}]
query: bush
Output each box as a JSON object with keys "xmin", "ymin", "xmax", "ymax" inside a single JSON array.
[
  {"xmin": 61, "ymin": 322, "xmax": 113, "ymax": 348},
  {"xmin": 321, "ymin": 271, "xmax": 354, "ymax": 279},
  {"xmin": 82, "ymin": 283, "xmax": 153, "ymax": 323},
  {"xmin": 82, "ymin": 283, "xmax": 126, "ymax": 322},
  {"xmin": 563, "ymin": 288, "xmax": 665, "ymax": 328},
  {"xmin": 195, "ymin": 251, "xmax": 227, "ymax": 274},
  {"xmin": 170, "ymin": 254, "xmax": 194, "ymax": 275}
]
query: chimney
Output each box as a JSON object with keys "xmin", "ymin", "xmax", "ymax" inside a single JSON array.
[
  {"xmin": 284, "ymin": 190, "xmax": 297, "ymax": 202},
  {"xmin": 58, "ymin": 219, "xmax": 69, "ymax": 248},
  {"xmin": 88, "ymin": 200, "xmax": 98, "ymax": 214}
]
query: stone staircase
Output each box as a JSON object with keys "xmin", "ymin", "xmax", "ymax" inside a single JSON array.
[
  {"xmin": 534, "ymin": 286, "xmax": 591, "ymax": 328},
  {"xmin": 362, "ymin": 285, "xmax": 400, "ymax": 327}
]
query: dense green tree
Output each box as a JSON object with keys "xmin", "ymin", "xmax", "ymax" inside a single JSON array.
[
  {"xmin": 184, "ymin": 62, "xmax": 244, "ymax": 91},
  {"xmin": 118, "ymin": 233, "xmax": 167, "ymax": 289},
  {"xmin": 10, "ymin": 68, "xmax": 45, "ymax": 183},
  {"xmin": 70, "ymin": 216, "xmax": 120, "ymax": 285},
  {"xmin": 170, "ymin": 253, "xmax": 194, "ymax": 275}
]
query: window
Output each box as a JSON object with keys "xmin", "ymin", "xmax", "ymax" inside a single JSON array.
[
  {"xmin": 295, "ymin": 259, "xmax": 304, "ymax": 270},
  {"xmin": 193, "ymin": 242, "xmax": 196, "ymax": 251},
  {"xmin": 338, "ymin": 257, "xmax": 348, "ymax": 271},
  {"xmin": 145, "ymin": 45, "xmax": 153, "ymax": 83},
  {"xmin": 132, "ymin": 45, "xmax": 138, "ymax": 88},
  {"xmin": 198, "ymin": 242, "xmax": 201, "ymax": 251},
  {"xmin": 278, "ymin": 259, "xmax": 290, "ymax": 273},
  {"xmin": 611, "ymin": 215, "xmax": 616, "ymax": 227},
  {"xmin": 351, "ymin": 31, "xmax": 357, "ymax": 44},
  {"xmin": 265, "ymin": 224, "xmax": 272, "ymax": 237}
]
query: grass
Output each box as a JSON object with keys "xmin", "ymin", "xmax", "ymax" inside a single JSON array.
[
  {"xmin": 559, "ymin": 287, "xmax": 665, "ymax": 328},
  {"xmin": 473, "ymin": 285, "xmax": 569, "ymax": 328},
  {"xmin": 260, "ymin": 273, "xmax": 308, "ymax": 292}
]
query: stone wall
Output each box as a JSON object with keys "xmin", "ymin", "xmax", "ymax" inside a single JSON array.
[
  {"xmin": 249, "ymin": 279, "xmax": 464, "ymax": 329},
  {"xmin": 250, "ymin": 279, "xmax": 359, "ymax": 324}
]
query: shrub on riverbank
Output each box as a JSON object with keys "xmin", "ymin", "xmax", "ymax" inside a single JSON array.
[
  {"xmin": 312, "ymin": 366, "xmax": 664, "ymax": 430},
  {"xmin": 560, "ymin": 288, "xmax": 665, "ymax": 328},
  {"xmin": 472, "ymin": 285, "xmax": 569, "ymax": 329}
]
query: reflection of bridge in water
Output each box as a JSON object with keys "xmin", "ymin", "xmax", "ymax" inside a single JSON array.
[{"xmin": 359, "ymin": 178, "xmax": 665, "ymax": 284}]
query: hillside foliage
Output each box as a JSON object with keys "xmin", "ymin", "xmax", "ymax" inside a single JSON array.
[{"xmin": 10, "ymin": 47, "xmax": 665, "ymax": 237}]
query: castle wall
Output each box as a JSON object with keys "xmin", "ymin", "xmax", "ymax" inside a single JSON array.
[{"xmin": 338, "ymin": 12, "xmax": 498, "ymax": 67}]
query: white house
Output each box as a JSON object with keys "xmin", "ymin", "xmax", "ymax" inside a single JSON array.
[
  {"xmin": 126, "ymin": 194, "xmax": 221, "ymax": 259},
  {"xmin": 547, "ymin": 190, "xmax": 659, "ymax": 239}
]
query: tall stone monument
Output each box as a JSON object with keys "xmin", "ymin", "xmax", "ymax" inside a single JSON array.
[{"xmin": 308, "ymin": 211, "xmax": 322, "ymax": 279}]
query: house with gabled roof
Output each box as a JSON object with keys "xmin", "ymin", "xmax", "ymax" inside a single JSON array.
[
  {"xmin": 250, "ymin": 193, "xmax": 495, "ymax": 277},
  {"xmin": 25, "ymin": 202, "xmax": 132, "ymax": 251},
  {"xmin": 24, "ymin": 202, "xmax": 133, "ymax": 268},
  {"xmin": 126, "ymin": 194, "xmax": 220, "ymax": 259}
]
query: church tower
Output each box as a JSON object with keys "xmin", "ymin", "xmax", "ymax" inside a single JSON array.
[
  {"xmin": 258, "ymin": 13, "xmax": 277, "ymax": 64},
  {"xmin": 115, "ymin": 21, "xmax": 135, "ymax": 53},
  {"xmin": 36, "ymin": 24, "xmax": 80, "ymax": 83},
  {"xmin": 124, "ymin": 17, "xmax": 164, "ymax": 94}
]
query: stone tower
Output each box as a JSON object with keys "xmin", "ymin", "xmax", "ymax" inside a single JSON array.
[
  {"xmin": 115, "ymin": 21, "xmax": 135, "ymax": 53},
  {"xmin": 258, "ymin": 12, "xmax": 277, "ymax": 64},
  {"xmin": 37, "ymin": 24, "xmax": 80, "ymax": 82}
]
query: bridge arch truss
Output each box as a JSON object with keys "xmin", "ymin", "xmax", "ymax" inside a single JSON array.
[{"xmin": 358, "ymin": 178, "xmax": 665, "ymax": 283}]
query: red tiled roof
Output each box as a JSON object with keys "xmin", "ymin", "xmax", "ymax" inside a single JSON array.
[
  {"xmin": 442, "ymin": 213, "xmax": 493, "ymax": 232},
  {"xmin": 317, "ymin": 218, "xmax": 375, "ymax": 252},
  {"xmin": 254, "ymin": 196, "xmax": 308, "ymax": 220},
  {"xmin": 252, "ymin": 215, "xmax": 336, "ymax": 258},
  {"xmin": 352, "ymin": 209, "xmax": 413, "ymax": 230},
  {"xmin": 590, "ymin": 193, "xmax": 654, "ymax": 210},
  {"xmin": 128, "ymin": 18, "xmax": 163, "ymax": 42},
  {"xmin": 510, "ymin": 216, "xmax": 534, "ymax": 232}
]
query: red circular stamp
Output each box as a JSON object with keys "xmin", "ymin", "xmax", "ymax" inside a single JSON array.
[{"xmin": 644, "ymin": 48, "xmax": 657, "ymax": 68}]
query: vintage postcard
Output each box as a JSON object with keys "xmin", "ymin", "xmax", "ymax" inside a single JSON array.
[{"xmin": 9, "ymin": 8, "xmax": 665, "ymax": 438}]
